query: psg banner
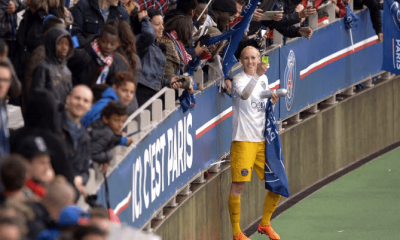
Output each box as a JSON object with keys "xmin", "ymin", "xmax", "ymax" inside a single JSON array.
[
  {"xmin": 382, "ymin": 0, "xmax": 400, "ymax": 74},
  {"xmin": 264, "ymin": 100, "xmax": 289, "ymax": 197}
]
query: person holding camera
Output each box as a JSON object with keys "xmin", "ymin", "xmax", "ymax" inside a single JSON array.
[{"xmin": 228, "ymin": 46, "xmax": 281, "ymax": 240}]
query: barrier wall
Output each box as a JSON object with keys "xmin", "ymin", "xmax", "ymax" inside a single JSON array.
[
  {"xmin": 94, "ymin": 10, "xmax": 385, "ymax": 230},
  {"xmin": 155, "ymin": 76, "xmax": 400, "ymax": 240}
]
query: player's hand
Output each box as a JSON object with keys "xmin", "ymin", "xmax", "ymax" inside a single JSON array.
[
  {"xmin": 126, "ymin": 136, "xmax": 133, "ymax": 146},
  {"xmin": 224, "ymin": 79, "xmax": 232, "ymax": 94},
  {"xmin": 256, "ymin": 62, "xmax": 269, "ymax": 77},
  {"xmin": 377, "ymin": 33, "xmax": 383, "ymax": 43},
  {"xmin": 271, "ymin": 92, "xmax": 279, "ymax": 105},
  {"xmin": 270, "ymin": 13, "xmax": 283, "ymax": 21},
  {"xmin": 252, "ymin": 9, "xmax": 264, "ymax": 22}
]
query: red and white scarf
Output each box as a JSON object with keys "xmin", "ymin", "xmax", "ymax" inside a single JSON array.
[
  {"xmin": 91, "ymin": 39, "xmax": 114, "ymax": 84},
  {"xmin": 166, "ymin": 30, "xmax": 192, "ymax": 65}
]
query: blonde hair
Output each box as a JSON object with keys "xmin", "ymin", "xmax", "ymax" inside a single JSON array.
[{"xmin": 240, "ymin": 46, "xmax": 260, "ymax": 59}]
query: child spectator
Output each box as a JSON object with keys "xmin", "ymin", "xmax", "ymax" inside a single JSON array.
[
  {"xmin": 0, "ymin": 155, "xmax": 27, "ymax": 203},
  {"xmin": 82, "ymin": 71, "xmax": 136, "ymax": 127},
  {"xmin": 68, "ymin": 24, "xmax": 127, "ymax": 87},
  {"xmin": 16, "ymin": 135, "xmax": 55, "ymax": 199},
  {"xmin": 87, "ymin": 101, "xmax": 133, "ymax": 174},
  {"xmin": 30, "ymin": 27, "xmax": 74, "ymax": 108}
]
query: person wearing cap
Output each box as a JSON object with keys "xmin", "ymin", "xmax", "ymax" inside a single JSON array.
[
  {"xmin": 16, "ymin": 135, "xmax": 55, "ymax": 200},
  {"xmin": 37, "ymin": 205, "xmax": 90, "ymax": 240},
  {"xmin": 211, "ymin": 0, "xmax": 237, "ymax": 32},
  {"xmin": 58, "ymin": 85, "xmax": 93, "ymax": 198}
]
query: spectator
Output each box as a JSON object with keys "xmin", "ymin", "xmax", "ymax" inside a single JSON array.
[
  {"xmin": 0, "ymin": 0, "xmax": 25, "ymax": 61},
  {"xmin": 130, "ymin": 8, "xmax": 180, "ymax": 106},
  {"xmin": 89, "ymin": 207, "xmax": 110, "ymax": 236},
  {"xmin": 70, "ymin": 0, "xmax": 129, "ymax": 46},
  {"xmin": 159, "ymin": 15, "xmax": 194, "ymax": 80},
  {"xmin": 10, "ymin": 90, "xmax": 76, "ymax": 186},
  {"xmin": 87, "ymin": 101, "xmax": 133, "ymax": 174},
  {"xmin": 68, "ymin": 24, "xmax": 125, "ymax": 86},
  {"xmin": 0, "ymin": 40, "xmax": 21, "ymax": 103},
  {"xmin": 120, "ymin": 0, "xmax": 137, "ymax": 14},
  {"xmin": 0, "ymin": 155, "xmax": 27, "ymax": 203},
  {"xmin": 136, "ymin": 0, "xmax": 169, "ymax": 14},
  {"xmin": 0, "ymin": 60, "xmax": 12, "ymax": 162},
  {"xmin": 331, "ymin": 0, "xmax": 347, "ymax": 18},
  {"xmin": 26, "ymin": 177, "xmax": 76, "ymax": 240},
  {"xmin": 72, "ymin": 225, "xmax": 106, "ymax": 240},
  {"xmin": 211, "ymin": 0, "xmax": 237, "ymax": 32},
  {"xmin": 0, "ymin": 217, "xmax": 22, "ymax": 240},
  {"xmin": 82, "ymin": 72, "xmax": 136, "ymax": 127},
  {"xmin": 16, "ymin": 135, "xmax": 55, "ymax": 199},
  {"xmin": 59, "ymin": 85, "xmax": 93, "ymax": 198},
  {"xmin": 13, "ymin": 0, "xmax": 51, "ymax": 82},
  {"xmin": 351, "ymin": 0, "xmax": 382, "ymax": 42},
  {"xmin": 22, "ymin": 16, "xmax": 66, "ymax": 116},
  {"xmin": 193, "ymin": 0, "xmax": 214, "ymax": 32},
  {"xmin": 163, "ymin": 0, "xmax": 198, "ymax": 25},
  {"xmin": 30, "ymin": 27, "xmax": 74, "ymax": 108}
]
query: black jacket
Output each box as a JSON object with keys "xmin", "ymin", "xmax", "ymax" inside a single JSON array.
[
  {"xmin": 13, "ymin": 8, "xmax": 48, "ymax": 80},
  {"xmin": 0, "ymin": 0, "xmax": 25, "ymax": 40},
  {"xmin": 9, "ymin": 89, "xmax": 75, "ymax": 185},
  {"xmin": 68, "ymin": 35, "xmax": 128, "ymax": 87},
  {"xmin": 87, "ymin": 118, "xmax": 121, "ymax": 164},
  {"xmin": 58, "ymin": 110, "xmax": 91, "ymax": 185},
  {"xmin": 70, "ymin": 0, "xmax": 129, "ymax": 46},
  {"xmin": 30, "ymin": 28, "xmax": 74, "ymax": 107},
  {"xmin": 26, "ymin": 201, "xmax": 57, "ymax": 240}
]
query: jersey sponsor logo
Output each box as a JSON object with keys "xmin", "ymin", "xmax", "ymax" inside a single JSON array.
[
  {"xmin": 251, "ymin": 100, "xmax": 266, "ymax": 112},
  {"xmin": 261, "ymin": 81, "xmax": 267, "ymax": 90},
  {"xmin": 284, "ymin": 50, "xmax": 296, "ymax": 111},
  {"xmin": 241, "ymin": 168, "xmax": 249, "ymax": 176}
]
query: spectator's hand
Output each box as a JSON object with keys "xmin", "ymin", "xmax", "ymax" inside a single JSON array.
[
  {"xmin": 101, "ymin": 162, "xmax": 110, "ymax": 174},
  {"xmin": 377, "ymin": 33, "xmax": 383, "ymax": 43},
  {"xmin": 64, "ymin": 7, "xmax": 74, "ymax": 25},
  {"xmin": 256, "ymin": 62, "xmax": 269, "ymax": 77},
  {"xmin": 6, "ymin": 1, "xmax": 16, "ymax": 14},
  {"xmin": 170, "ymin": 76, "xmax": 183, "ymax": 89},
  {"xmin": 270, "ymin": 13, "xmax": 283, "ymax": 21},
  {"xmin": 194, "ymin": 41, "xmax": 205, "ymax": 56},
  {"xmin": 299, "ymin": 27, "xmax": 313, "ymax": 40},
  {"xmin": 74, "ymin": 176, "xmax": 88, "ymax": 197},
  {"xmin": 271, "ymin": 92, "xmax": 279, "ymax": 105},
  {"xmin": 126, "ymin": 136, "xmax": 133, "ymax": 146},
  {"xmin": 187, "ymin": 80, "xmax": 195, "ymax": 94},
  {"xmin": 138, "ymin": 10, "xmax": 148, "ymax": 20},
  {"xmin": 299, "ymin": 5, "xmax": 317, "ymax": 18},
  {"xmin": 224, "ymin": 79, "xmax": 232, "ymax": 94},
  {"xmin": 252, "ymin": 9, "xmax": 264, "ymax": 22}
]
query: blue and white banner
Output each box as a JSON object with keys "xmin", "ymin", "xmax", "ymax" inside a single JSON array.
[
  {"xmin": 264, "ymin": 100, "xmax": 289, "ymax": 197},
  {"xmin": 382, "ymin": 0, "xmax": 400, "ymax": 74}
]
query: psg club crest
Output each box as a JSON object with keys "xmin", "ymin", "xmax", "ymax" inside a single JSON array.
[{"xmin": 284, "ymin": 50, "xmax": 296, "ymax": 111}]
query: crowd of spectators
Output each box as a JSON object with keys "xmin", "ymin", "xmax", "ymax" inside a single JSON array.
[{"xmin": 0, "ymin": 0, "xmax": 383, "ymax": 238}]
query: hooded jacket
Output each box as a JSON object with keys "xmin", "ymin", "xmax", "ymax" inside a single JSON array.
[
  {"xmin": 87, "ymin": 118, "xmax": 122, "ymax": 164},
  {"xmin": 9, "ymin": 89, "xmax": 75, "ymax": 185},
  {"xmin": 70, "ymin": 0, "xmax": 129, "ymax": 46},
  {"xmin": 30, "ymin": 28, "xmax": 74, "ymax": 108}
]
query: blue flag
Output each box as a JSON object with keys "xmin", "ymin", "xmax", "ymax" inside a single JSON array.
[
  {"xmin": 382, "ymin": 0, "xmax": 400, "ymax": 74},
  {"xmin": 204, "ymin": 0, "xmax": 260, "ymax": 78},
  {"xmin": 344, "ymin": 3, "xmax": 359, "ymax": 29},
  {"xmin": 264, "ymin": 99, "xmax": 289, "ymax": 197}
]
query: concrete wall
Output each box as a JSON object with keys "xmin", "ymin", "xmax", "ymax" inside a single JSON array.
[{"xmin": 155, "ymin": 77, "xmax": 400, "ymax": 240}]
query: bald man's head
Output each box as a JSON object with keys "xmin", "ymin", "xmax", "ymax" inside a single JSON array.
[
  {"xmin": 42, "ymin": 177, "xmax": 76, "ymax": 219},
  {"xmin": 66, "ymin": 85, "xmax": 93, "ymax": 120}
]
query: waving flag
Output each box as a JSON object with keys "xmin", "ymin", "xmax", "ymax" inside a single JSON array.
[
  {"xmin": 344, "ymin": 3, "xmax": 359, "ymax": 50},
  {"xmin": 204, "ymin": 0, "xmax": 260, "ymax": 78},
  {"xmin": 264, "ymin": 99, "xmax": 289, "ymax": 197},
  {"xmin": 382, "ymin": 0, "xmax": 400, "ymax": 74}
]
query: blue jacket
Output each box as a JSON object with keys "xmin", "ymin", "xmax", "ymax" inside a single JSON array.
[
  {"xmin": 136, "ymin": 17, "xmax": 171, "ymax": 91},
  {"xmin": 81, "ymin": 87, "xmax": 118, "ymax": 127},
  {"xmin": 70, "ymin": 0, "xmax": 129, "ymax": 46}
]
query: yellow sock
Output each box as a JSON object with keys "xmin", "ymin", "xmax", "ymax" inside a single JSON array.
[
  {"xmin": 260, "ymin": 191, "xmax": 281, "ymax": 226},
  {"xmin": 228, "ymin": 194, "xmax": 241, "ymax": 236}
]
